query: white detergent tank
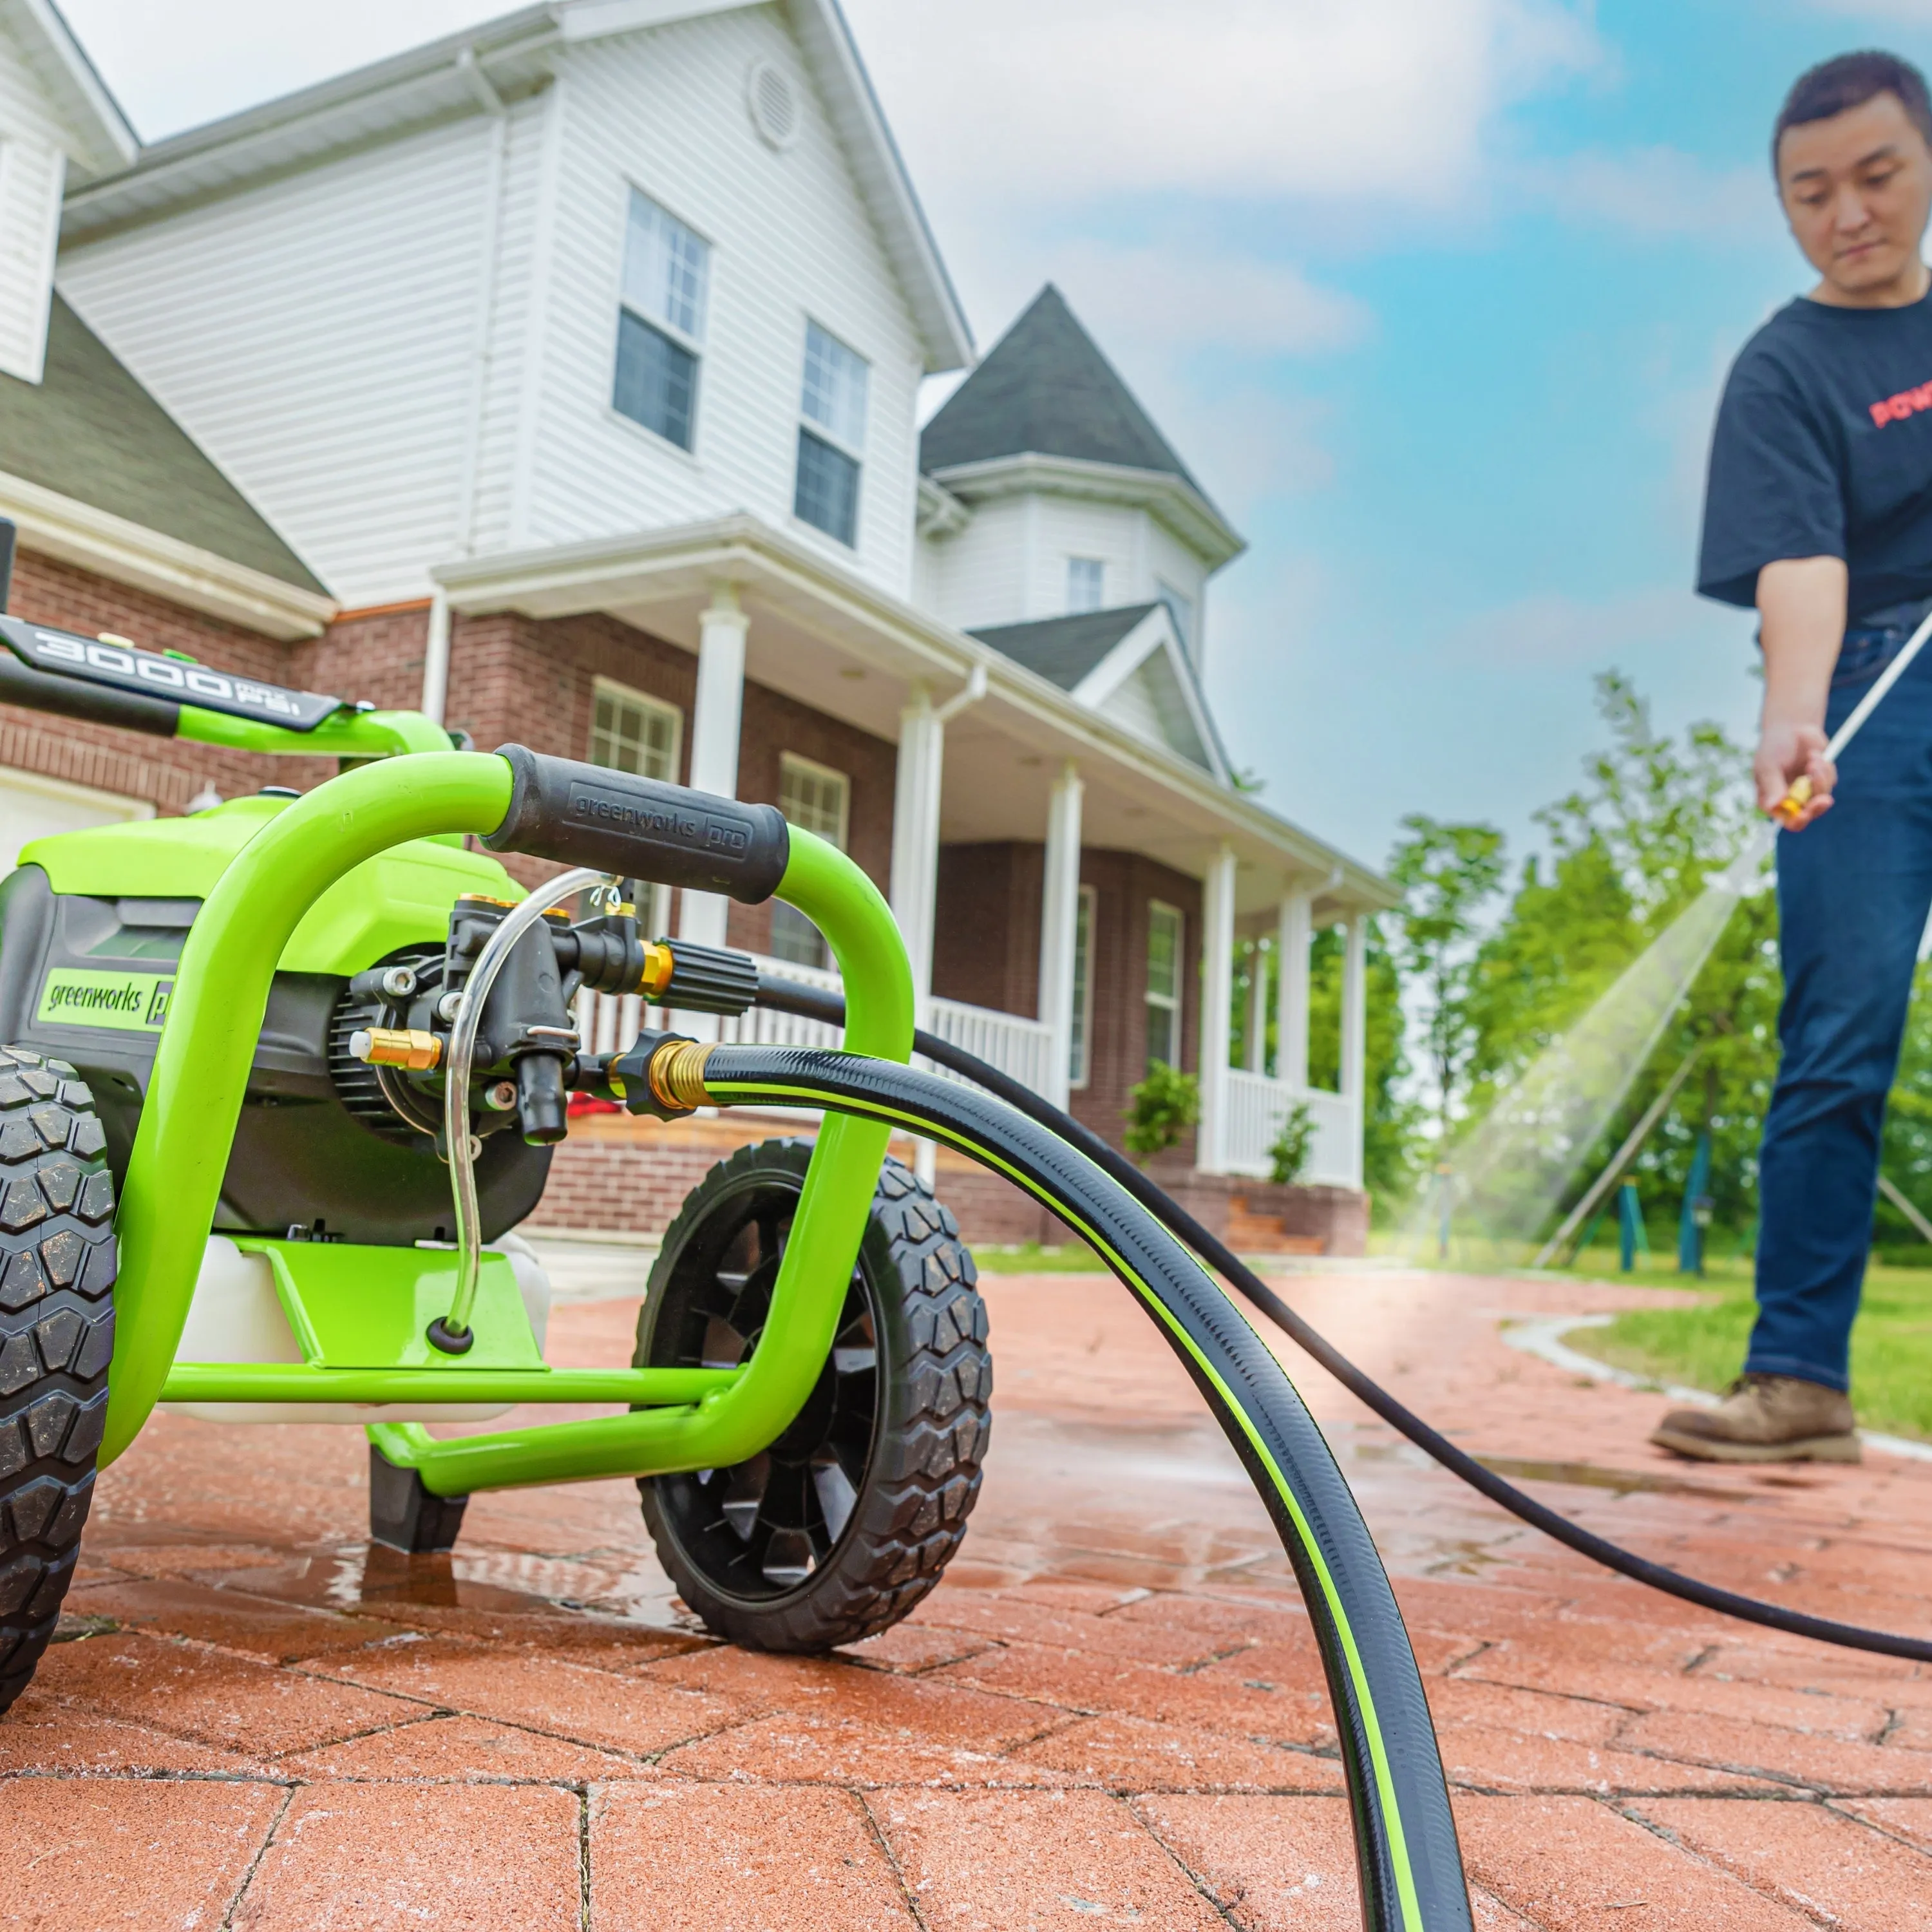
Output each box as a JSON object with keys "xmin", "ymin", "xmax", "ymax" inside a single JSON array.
[{"xmin": 160, "ymin": 1231, "xmax": 553, "ymax": 1425}]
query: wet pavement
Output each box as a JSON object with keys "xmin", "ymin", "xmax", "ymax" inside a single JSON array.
[{"xmin": 7, "ymin": 1260, "xmax": 1932, "ymax": 1928}]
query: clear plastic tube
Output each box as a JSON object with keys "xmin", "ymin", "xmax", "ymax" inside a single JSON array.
[{"xmin": 439, "ymin": 866, "xmax": 609, "ymax": 1340}]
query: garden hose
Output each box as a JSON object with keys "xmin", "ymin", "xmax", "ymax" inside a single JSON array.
[
  {"xmin": 685, "ymin": 1037, "xmax": 1472, "ymax": 1932},
  {"xmin": 752, "ymin": 974, "xmax": 1932, "ymax": 1666}
]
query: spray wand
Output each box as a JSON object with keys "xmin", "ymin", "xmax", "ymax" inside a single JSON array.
[{"xmin": 1772, "ymin": 601, "xmax": 1932, "ymax": 826}]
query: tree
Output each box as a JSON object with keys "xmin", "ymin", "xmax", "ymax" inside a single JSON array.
[{"xmin": 1386, "ymin": 816, "xmax": 1507, "ymax": 1142}]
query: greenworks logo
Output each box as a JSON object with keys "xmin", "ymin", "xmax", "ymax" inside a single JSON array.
[{"xmin": 37, "ymin": 970, "xmax": 173, "ymax": 1032}]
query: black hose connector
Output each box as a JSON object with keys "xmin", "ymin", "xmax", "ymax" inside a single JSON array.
[
  {"xmin": 661, "ymin": 940, "xmax": 759, "ymax": 1015},
  {"xmin": 485, "ymin": 746, "xmax": 789, "ymax": 902}
]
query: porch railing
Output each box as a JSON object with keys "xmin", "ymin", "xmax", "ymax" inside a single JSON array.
[
  {"xmin": 1221, "ymin": 1069, "xmax": 1357, "ymax": 1188},
  {"xmin": 571, "ymin": 958, "xmax": 1058, "ymax": 1098}
]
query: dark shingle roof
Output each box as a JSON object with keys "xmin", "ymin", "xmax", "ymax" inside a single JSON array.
[
  {"xmin": 0, "ymin": 296, "xmax": 326, "ymax": 593},
  {"xmin": 920, "ymin": 285, "xmax": 1201, "ymax": 492},
  {"xmin": 969, "ymin": 604, "xmax": 1157, "ymax": 691}
]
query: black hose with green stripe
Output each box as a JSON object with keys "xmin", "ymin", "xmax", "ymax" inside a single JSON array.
[{"xmin": 696, "ymin": 1041, "xmax": 1472, "ymax": 1932}]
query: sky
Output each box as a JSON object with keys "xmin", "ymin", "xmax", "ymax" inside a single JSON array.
[{"xmin": 52, "ymin": 0, "xmax": 1932, "ymax": 877}]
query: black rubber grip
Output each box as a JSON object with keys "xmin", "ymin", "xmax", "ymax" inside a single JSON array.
[
  {"xmin": 0, "ymin": 637, "xmax": 179, "ymax": 737},
  {"xmin": 662, "ymin": 940, "xmax": 761, "ymax": 1015},
  {"xmin": 484, "ymin": 746, "xmax": 790, "ymax": 902}
]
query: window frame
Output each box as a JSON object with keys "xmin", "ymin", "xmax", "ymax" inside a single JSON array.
[
  {"xmin": 1144, "ymin": 898, "xmax": 1184, "ymax": 1072},
  {"xmin": 611, "ymin": 185, "xmax": 712, "ymax": 454},
  {"xmin": 587, "ymin": 675, "xmax": 683, "ymax": 784},
  {"xmin": 1069, "ymin": 883, "xmax": 1097, "ymax": 1090},
  {"xmin": 771, "ymin": 752, "xmax": 851, "ymax": 969},
  {"xmin": 793, "ymin": 318, "xmax": 869, "ymax": 548},
  {"xmin": 1066, "ymin": 557, "xmax": 1106, "ymax": 614}
]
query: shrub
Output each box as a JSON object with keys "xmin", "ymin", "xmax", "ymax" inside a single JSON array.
[
  {"xmin": 1124, "ymin": 1062, "xmax": 1200, "ymax": 1160},
  {"xmin": 1267, "ymin": 1101, "xmax": 1316, "ymax": 1186}
]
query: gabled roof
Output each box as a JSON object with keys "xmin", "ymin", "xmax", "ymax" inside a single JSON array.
[
  {"xmin": 59, "ymin": 0, "xmax": 972, "ymax": 373},
  {"xmin": 972, "ymin": 601, "xmax": 1228, "ymax": 781},
  {"xmin": 0, "ymin": 0, "xmax": 138, "ymax": 180},
  {"xmin": 0, "ymin": 295, "xmax": 326, "ymax": 594},
  {"xmin": 922, "ymin": 285, "xmax": 1197, "ymax": 488},
  {"xmin": 967, "ymin": 603, "xmax": 1156, "ymax": 692}
]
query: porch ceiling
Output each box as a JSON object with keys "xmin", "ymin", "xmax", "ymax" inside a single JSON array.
[{"xmin": 432, "ymin": 515, "xmax": 1397, "ymax": 920}]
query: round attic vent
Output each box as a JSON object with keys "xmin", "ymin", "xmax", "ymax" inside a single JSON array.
[{"xmin": 747, "ymin": 59, "xmax": 799, "ymax": 151}]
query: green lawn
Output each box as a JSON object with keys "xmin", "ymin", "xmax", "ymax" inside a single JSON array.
[{"xmin": 1580, "ymin": 1253, "xmax": 1932, "ymax": 1441}]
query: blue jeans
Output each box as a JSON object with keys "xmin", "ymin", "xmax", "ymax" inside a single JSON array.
[{"xmin": 1751, "ymin": 621, "xmax": 1932, "ymax": 1391}]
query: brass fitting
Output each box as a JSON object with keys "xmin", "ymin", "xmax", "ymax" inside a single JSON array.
[
  {"xmin": 349, "ymin": 1026, "xmax": 443, "ymax": 1070},
  {"xmin": 649, "ymin": 1038, "xmax": 715, "ymax": 1111},
  {"xmin": 638, "ymin": 942, "xmax": 676, "ymax": 999}
]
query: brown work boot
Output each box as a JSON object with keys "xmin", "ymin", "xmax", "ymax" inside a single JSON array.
[{"xmin": 1649, "ymin": 1372, "xmax": 1860, "ymax": 1464}]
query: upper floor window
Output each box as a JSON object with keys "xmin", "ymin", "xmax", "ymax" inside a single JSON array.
[
  {"xmin": 794, "ymin": 321, "xmax": 868, "ymax": 547},
  {"xmin": 1067, "ymin": 558, "xmax": 1105, "ymax": 613},
  {"xmin": 614, "ymin": 190, "xmax": 710, "ymax": 451},
  {"xmin": 1146, "ymin": 899, "xmax": 1183, "ymax": 1072},
  {"xmin": 1070, "ymin": 884, "xmax": 1097, "ymax": 1089},
  {"xmin": 1157, "ymin": 578, "xmax": 1195, "ymax": 652},
  {"xmin": 771, "ymin": 752, "xmax": 849, "ymax": 967}
]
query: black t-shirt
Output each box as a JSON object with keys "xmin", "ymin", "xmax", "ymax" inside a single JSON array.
[{"xmin": 1698, "ymin": 286, "xmax": 1932, "ymax": 618}]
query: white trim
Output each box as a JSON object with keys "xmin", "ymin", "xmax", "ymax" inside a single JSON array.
[
  {"xmin": 0, "ymin": 468, "xmax": 337, "ymax": 639},
  {"xmin": 0, "ymin": 0, "xmax": 137, "ymax": 180},
  {"xmin": 428, "ymin": 513, "xmax": 1399, "ymax": 912},
  {"xmin": 1068, "ymin": 881, "xmax": 1096, "ymax": 1092},
  {"xmin": 1144, "ymin": 896, "xmax": 1183, "ymax": 1071},
  {"xmin": 927, "ymin": 451, "xmax": 1244, "ymax": 571},
  {"xmin": 1070, "ymin": 604, "xmax": 1226, "ymax": 783}
]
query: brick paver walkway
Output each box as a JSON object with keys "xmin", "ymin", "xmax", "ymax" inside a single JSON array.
[{"xmin": 5, "ymin": 1263, "xmax": 1931, "ymax": 1928}]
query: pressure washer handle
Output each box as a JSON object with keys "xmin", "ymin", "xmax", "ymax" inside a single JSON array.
[{"xmin": 484, "ymin": 744, "xmax": 790, "ymax": 901}]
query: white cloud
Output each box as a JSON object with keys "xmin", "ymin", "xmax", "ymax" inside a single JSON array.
[
  {"xmin": 1539, "ymin": 146, "xmax": 1776, "ymax": 238},
  {"xmin": 1443, "ymin": 586, "xmax": 1731, "ymax": 670},
  {"xmin": 57, "ymin": 0, "xmax": 500, "ymax": 138},
  {"xmin": 1052, "ymin": 241, "xmax": 1371, "ymax": 355},
  {"xmin": 841, "ymin": 0, "xmax": 1601, "ymax": 210}
]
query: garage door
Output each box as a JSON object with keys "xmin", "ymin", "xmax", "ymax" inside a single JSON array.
[{"xmin": 0, "ymin": 766, "xmax": 153, "ymax": 876}]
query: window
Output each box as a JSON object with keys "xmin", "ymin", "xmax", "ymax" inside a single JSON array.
[
  {"xmin": 1157, "ymin": 578, "xmax": 1195, "ymax": 652},
  {"xmin": 589, "ymin": 678, "xmax": 681, "ymax": 781},
  {"xmin": 1145, "ymin": 899, "xmax": 1183, "ymax": 1072},
  {"xmin": 613, "ymin": 190, "xmax": 710, "ymax": 450},
  {"xmin": 1069, "ymin": 885, "xmax": 1097, "ymax": 1089},
  {"xmin": 771, "ymin": 752, "xmax": 849, "ymax": 967},
  {"xmin": 794, "ymin": 321, "xmax": 868, "ymax": 545},
  {"xmin": 589, "ymin": 679, "xmax": 682, "ymax": 934},
  {"xmin": 1066, "ymin": 558, "xmax": 1105, "ymax": 613}
]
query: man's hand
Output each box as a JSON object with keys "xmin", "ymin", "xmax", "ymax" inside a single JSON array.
[
  {"xmin": 1755, "ymin": 716, "xmax": 1836, "ymax": 827},
  {"xmin": 1756, "ymin": 555, "xmax": 1847, "ymax": 832}
]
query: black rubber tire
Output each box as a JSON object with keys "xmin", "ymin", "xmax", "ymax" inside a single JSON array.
[
  {"xmin": 0, "ymin": 1045, "xmax": 117, "ymax": 1718},
  {"xmin": 636, "ymin": 1138, "xmax": 990, "ymax": 1652}
]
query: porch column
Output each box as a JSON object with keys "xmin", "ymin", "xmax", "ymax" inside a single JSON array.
[
  {"xmin": 1340, "ymin": 911, "xmax": 1368, "ymax": 1189},
  {"xmin": 1276, "ymin": 890, "xmax": 1311, "ymax": 1090},
  {"xmin": 1037, "ymin": 761, "xmax": 1083, "ymax": 1111},
  {"xmin": 678, "ymin": 585, "xmax": 749, "ymax": 957},
  {"xmin": 1197, "ymin": 844, "xmax": 1236, "ymax": 1173},
  {"xmin": 1244, "ymin": 937, "xmax": 1267, "ymax": 1074},
  {"xmin": 891, "ymin": 684, "xmax": 946, "ymax": 1188}
]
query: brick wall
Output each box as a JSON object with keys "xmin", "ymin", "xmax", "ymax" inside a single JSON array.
[{"xmin": 6, "ymin": 551, "xmax": 335, "ymax": 808}]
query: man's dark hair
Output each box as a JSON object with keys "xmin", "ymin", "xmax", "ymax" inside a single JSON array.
[{"xmin": 1774, "ymin": 50, "xmax": 1932, "ymax": 173}]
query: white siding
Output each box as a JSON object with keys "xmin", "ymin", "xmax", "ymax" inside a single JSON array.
[
  {"xmin": 0, "ymin": 20, "xmax": 85, "ymax": 383},
  {"xmin": 1098, "ymin": 651, "xmax": 1209, "ymax": 768},
  {"xmin": 916, "ymin": 494, "xmax": 1211, "ymax": 639},
  {"xmin": 59, "ymin": 110, "xmax": 518, "ymax": 606},
  {"xmin": 510, "ymin": 10, "xmax": 927, "ymax": 591}
]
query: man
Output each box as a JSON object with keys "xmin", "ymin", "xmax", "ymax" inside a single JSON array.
[{"xmin": 1654, "ymin": 50, "xmax": 1932, "ymax": 1464}]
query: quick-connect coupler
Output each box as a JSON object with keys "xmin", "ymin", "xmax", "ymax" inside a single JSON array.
[{"xmin": 584, "ymin": 1030, "xmax": 717, "ymax": 1119}]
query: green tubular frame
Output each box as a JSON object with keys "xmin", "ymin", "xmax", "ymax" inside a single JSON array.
[{"xmin": 102, "ymin": 749, "xmax": 911, "ymax": 1486}]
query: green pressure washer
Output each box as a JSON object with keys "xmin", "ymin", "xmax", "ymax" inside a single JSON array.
[{"xmin": 0, "ymin": 576, "xmax": 1473, "ymax": 1928}]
